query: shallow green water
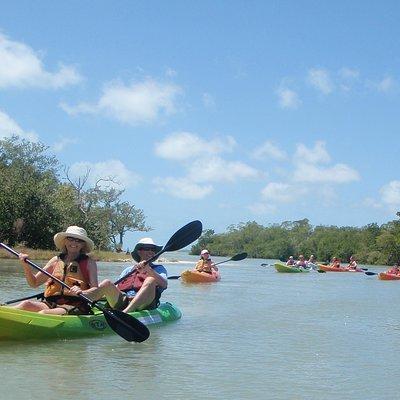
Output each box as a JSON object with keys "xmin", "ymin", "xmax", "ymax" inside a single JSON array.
[{"xmin": 0, "ymin": 255, "xmax": 399, "ymax": 400}]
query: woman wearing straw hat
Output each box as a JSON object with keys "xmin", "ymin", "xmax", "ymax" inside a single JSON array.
[
  {"xmin": 195, "ymin": 249, "xmax": 218, "ymax": 274},
  {"xmin": 15, "ymin": 226, "xmax": 99, "ymax": 314},
  {"xmin": 81, "ymin": 237, "xmax": 168, "ymax": 313}
]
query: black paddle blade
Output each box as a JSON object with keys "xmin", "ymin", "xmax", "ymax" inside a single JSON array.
[
  {"xmin": 230, "ymin": 252, "xmax": 247, "ymax": 261},
  {"xmin": 103, "ymin": 308, "xmax": 150, "ymax": 342},
  {"xmin": 163, "ymin": 220, "xmax": 203, "ymax": 252}
]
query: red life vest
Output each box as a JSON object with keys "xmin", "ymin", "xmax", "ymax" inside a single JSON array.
[{"xmin": 117, "ymin": 268, "xmax": 148, "ymax": 293}]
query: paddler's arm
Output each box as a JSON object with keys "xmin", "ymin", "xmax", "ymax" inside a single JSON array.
[
  {"xmin": 137, "ymin": 261, "xmax": 168, "ymax": 290},
  {"xmin": 18, "ymin": 254, "xmax": 56, "ymax": 288}
]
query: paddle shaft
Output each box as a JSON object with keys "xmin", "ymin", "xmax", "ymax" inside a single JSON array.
[{"xmin": 3, "ymin": 292, "xmax": 44, "ymax": 305}]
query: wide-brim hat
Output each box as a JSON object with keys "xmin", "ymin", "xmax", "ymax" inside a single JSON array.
[
  {"xmin": 54, "ymin": 226, "xmax": 94, "ymax": 253},
  {"xmin": 131, "ymin": 238, "xmax": 162, "ymax": 262}
]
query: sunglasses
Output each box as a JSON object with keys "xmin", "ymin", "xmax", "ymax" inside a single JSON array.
[
  {"xmin": 138, "ymin": 246, "xmax": 156, "ymax": 251},
  {"xmin": 66, "ymin": 236, "xmax": 85, "ymax": 243}
]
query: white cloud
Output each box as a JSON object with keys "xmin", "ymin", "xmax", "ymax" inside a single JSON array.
[
  {"xmin": 188, "ymin": 157, "xmax": 259, "ymax": 183},
  {"xmin": 153, "ymin": 176, "xmax": 213, "ymax": 199},
  {"xmin": 338, "ymin": 68, "xmax": 360, "ymax": 80},
  {"xmin": 248, "ymin": 202, "xmax": 277, "ymax": 214},
  {"xmin": 363, "ymin": 197, "xmax": 382, "ymax": 209},
  {"xmin": 252, "ymin": 141, "xmax": 287, "ymax": 161},
  {"xmin": 376, "ymin": 76, "xmax": 396, "ymax": 93},
  {"xmin": 0, "ymin": 109, "xmax": 38, "ymax": 141},
  {"xmin": 52, "ymin": 137, "xmax": 78, "ymax": 153},
  {"xmin": 69, "ymin": 160, "xmax": 140, "ymax": 189},
  {"xmin": 61, "ymin": 79, "xmax": 182, "ymax": 125},
  {"xmin": 0, "ymin": 33, "xmax": 82, "ymax": 89},
  {"xmin": 155, "ymin": 132, "xmax": 236, "ymax": 161},
  {"xmin": 294, "ymin": 141, "xmax": 330, "ymax": 164},
  {"xmin": 380, "ymin": 181, "xmax": 400, "ymax": 208},
  {"xmin": 308, "ymin": 68, "xmax": 334, "ymax": 94},
  {"xmin": 293, "ymin": 162, "xmax": 360, "ymax": 183},
  {"xmin": 261, "ymin": 182, "xmax": 294, "ymax": 203},
  {"xmin": 276, "ymin": 87, "xmax": 301, "ymax": 109}
]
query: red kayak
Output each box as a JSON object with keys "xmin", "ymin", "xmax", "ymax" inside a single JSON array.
[
  {"xmin": 318, "ymin": 264, "xmax": 363, "ymax": 273},
  {"xmin": 378, "ymin": 272, "xmax": 400, "ymax": 281}
]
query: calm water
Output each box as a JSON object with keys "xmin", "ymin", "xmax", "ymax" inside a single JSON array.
[{"xmin": 0, "ymin": 254, "xmax": 399, "ymax": 400}]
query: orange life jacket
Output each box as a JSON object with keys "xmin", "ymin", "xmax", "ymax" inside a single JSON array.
[
  {"xmin": 195, "ymin": 259, "xmax": 213, "ymax": 273},
  {"xmin": 44, "ymin": 256, "xmax": 90, "ymax": 298}
]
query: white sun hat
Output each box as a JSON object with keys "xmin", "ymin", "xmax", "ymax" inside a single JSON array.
[
  {"xmin": 131, "ymin": 238, "xmax": 162, "ymax": 262},
  {"xmin": 53, "ymin": 226, "xmax": 94, "ymax": 253}
]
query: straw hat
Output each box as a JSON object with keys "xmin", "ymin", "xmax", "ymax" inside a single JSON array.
[
  {"xmin": 131, "ymin": 238, "xmax": 162, "ymax": 262},
  {"xmin": 53, "ymin": 226, "xmax": 94, "ymax": 253}
]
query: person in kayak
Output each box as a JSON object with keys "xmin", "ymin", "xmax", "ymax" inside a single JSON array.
[
  {"xmin": 195, "ymin": 249, "xmax": 218, "ymax": 274},
  {"xmin": 286, "ymin": 256, "xmax": 295, "ymax": 266},
  {"xmin": 82, "ymin": 238, "xmax": 168, "ymax": 313},
  {"xmin": 386, "ymin": 263, "xmax": 400, "ymax": 275},
  {"xmin": 306, "ymin": 254, "xmax": 317, "ymax": 269},
  {"xmin": 330, "ymin": 257, "xmax": 341, "ymax": 268},
  {"xmin": 15, "ymin": 226, "xmax": 98, "ymax": 314},
  {"xmin": 347, "ymin": 255, "xmax": 358, "ymax": 270},
  {"xmin": 295, "ymin": 255, "xmax": 308, "ymax": 269}
]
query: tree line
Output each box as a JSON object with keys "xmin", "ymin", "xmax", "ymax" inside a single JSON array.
[
  {"xmin": 191, "ymin": 218, "xmax": 400, "ymax": 265},
  {"xmin": 0, "ymin": 136, "xmax": 149, "ymax": 250},
  {"xmin": 2, "ymin": 136, "xmax": 399, "ymax": 263}
]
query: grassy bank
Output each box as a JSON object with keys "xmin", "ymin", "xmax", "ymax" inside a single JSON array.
[{"xmin": 0, "ymin": 246, "xmax": 133, "ymax": 262}]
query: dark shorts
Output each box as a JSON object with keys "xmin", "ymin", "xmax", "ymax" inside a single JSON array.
[{"xmin": 112, "ymin": 290, "xmax": 162, "ymax": 311}]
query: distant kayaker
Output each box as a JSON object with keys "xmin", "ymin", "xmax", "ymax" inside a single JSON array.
[
  {"xmin": 347, "ymin": 255, "xmax": 358, "ymax": 270},
  {"xmin": 81, "ymin": 238, "xmax": 168, "ymax": 313},
  {"xmin": 295, "ymin": 255, "xmax": 308, "ymax": 269},
  {"xmin": 195, "ymin": 249, "xmax": 218, "ymax": 274},
  {"xmin": 386, "ymin": 263, "xmax": 400, "ymax": 275},
  {"xmin": 15, "ymin": 226, "xmax": 99, "ymax": 314},
  {"xmin": 306, "ymin": 255, "xmax": 317, "ymax": 269},
  {"xmin": 330, "ymin": 257, "xmax": 341, "ymax": 268},
  {"xmin": 286, "ymin": 256, "xmax": 295, "ymax": 266}
]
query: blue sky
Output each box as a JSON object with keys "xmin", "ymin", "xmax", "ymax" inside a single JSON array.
[{"xmin": 1, "ymin": 1, "xmax": 399, "ymax": 247}]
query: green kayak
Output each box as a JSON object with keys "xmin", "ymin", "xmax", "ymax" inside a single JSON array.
[
  {"xmin": 274, "ymin": 263, "xmax": 310, "ymax": 273},
  {"xmin": 0, "ymin": 302, "xmax": 181, "ymax": 341}
]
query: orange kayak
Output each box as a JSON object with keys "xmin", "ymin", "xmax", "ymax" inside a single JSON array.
[
  {"xmin": 180, "ymin": 270, "xmax": 221, "ymax": 283},
  {"xmin": 378, "ymin": 272, "xmax": 400, "ymax": 280},
  {"xmin": 318, "ymin": 264, "xmax": 363, "ymax": 273}
]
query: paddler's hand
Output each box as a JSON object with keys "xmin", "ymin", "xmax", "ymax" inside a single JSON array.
[
  {"xmin": 136, "ymin": 260, "xmax": 149, "ymax": 273},
  {"xmin": 18, "ymin": 253, "xmax": 29, "ymax": 265},
  {"xmin": 69, "ymin": 285, "xmax": 83, "ymax": 295}
]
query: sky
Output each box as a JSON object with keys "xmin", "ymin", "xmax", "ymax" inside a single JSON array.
[{"xmin": 0, "ymin": 1, "xmax": 400, "ymax": 248}]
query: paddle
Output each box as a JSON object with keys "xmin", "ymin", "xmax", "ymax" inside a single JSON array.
[
  {"xmin": 0, "ymin": 242, "xmax": 150, "ymax": 342},
  {"xmin": 1, "ymin": 292, "xmax": 44, "ymax": 305},
  {"xmin": 114, "ymin": 220, "xmax": 203, "ymax": 285},
  {"xmin": 214, "ymin": 252, "xmax": 247, "ymax": 266},
  {"xmin": 168, "ymin": 251, "xmax": 247, "ymax": 280}
]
